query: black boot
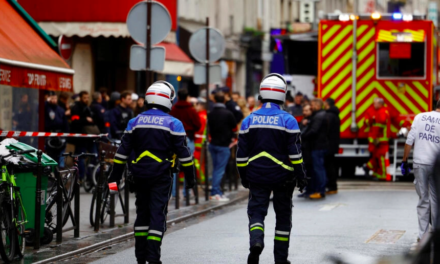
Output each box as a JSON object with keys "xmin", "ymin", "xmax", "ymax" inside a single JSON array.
[
  {"xmin": 248, "ymin": 243, "xmax": 263, "ymax": 264},
  {"xmin": 137, "ymin": 260, "xmax": 146, "ymax": 264},
  {"xmin": 275, "ymin": 261, "xmax": 291, "ymax": 264}
]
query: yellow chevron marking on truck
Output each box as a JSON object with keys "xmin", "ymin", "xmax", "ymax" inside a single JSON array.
[
  {"xmin": 356, "ymin": 28, "xmax": 375, "ymax": 50},
  {"xmin": 377, "ymin": 82, "xmax": 409, "ymax": 114},
  {"xmin": 323, "ymin": 25, "xmax": 341, "ymax": 43},
  {"xmin": 356, "ymin": 25, "xmax": 368, "ymax": 37},
  {"xmin": 358, "ymin": 42, "xmax": 375, "ymax": 62},
  {"xmin": 357, "ymin": 56, "xmax": 375, "ymax": 77},
  {"xmin": 322, "ymin": 63, "xmax": 352, "ymax": 92},
  {"xmin": 323, "ymin": 26, "xmax": 353, "ymax": 57},
  {"xmin": 384, "ymin": 82, "xmax": 420, "ymax": 113},
  {"xmin": 356, "ymin": 68, "xmax": 375, "ymax": 91},
  {"xmin": 326, "ymin": 77, "xmax": 352, "ymax": 99},
  {"xmin": 322, "ymin": 37, "xmax": 353, "ymax": 71},
  {"xmin": 412, "ymin": 81, "xmax": 429, "ymax": 97},
  {"xmin": 357, "ymin": 82, "xmax": 376, "ymax": 103},
  {"xmin": 405, "ymin": 85, "xmax": 428, "ymax": 110}
]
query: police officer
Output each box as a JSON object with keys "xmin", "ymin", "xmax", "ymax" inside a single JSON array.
[
  {"xmin": 237, "ymin": 74, "xmax": 307, "ymax": 264},
  {"xmin": 402, "ymin": 99, "xmax": 440, "ymax": 242},
  {"xmin": 44, "ymin": 91, "xmax": 69, "ymax": 167},
  {"xmin": 109, "ymin": 91, "xmax": 134, "ymax": 139},
  {"xmin": 109, "ymin": 81, "xmax": 196, "ymax": 264}
]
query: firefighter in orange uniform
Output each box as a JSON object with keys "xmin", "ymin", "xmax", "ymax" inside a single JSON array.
[
  {"xmin": 365, "ymin": 98, "xmax": 391, "ymax": 180},
  {"xmin": 194, "ymin": 97, "xmax": 208, "ymax": 183}
]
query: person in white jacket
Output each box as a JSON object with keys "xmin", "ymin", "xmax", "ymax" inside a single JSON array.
[{"xmin": 402, "ymin": 100, "xmax": 440, "ymax": 242}]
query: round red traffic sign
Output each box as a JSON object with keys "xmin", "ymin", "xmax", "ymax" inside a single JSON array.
[{"xmin": 58, "ymin": 35, "xmax": 73, "ymax": 61}]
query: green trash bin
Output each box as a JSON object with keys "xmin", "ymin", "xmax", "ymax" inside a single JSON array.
[{"xmin": 6, "ymin": 142, "xmax": 58, "ymax": 239}]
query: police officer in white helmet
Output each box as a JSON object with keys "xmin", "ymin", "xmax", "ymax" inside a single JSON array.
[
  {"xmin": 236, "ymin": 73, "xmax": 307, "ymax": 264},
  {"xmin": 109, "ymin": 81, "xmax": 196, "ymax": 264}
]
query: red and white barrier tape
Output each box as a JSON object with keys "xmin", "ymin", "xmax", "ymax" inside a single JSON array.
[{"xmin": 0, "ymin": 130, "xmax": 108, "ymax": 138}]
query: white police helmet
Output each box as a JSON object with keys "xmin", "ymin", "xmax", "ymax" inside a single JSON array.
[
  {"xmin": 145, "ymin": 81, "xmax": 176, "ymax": 110},
  {"xmin": 259, "ymin": 73, "xmax": 287, "ymax": 103}
]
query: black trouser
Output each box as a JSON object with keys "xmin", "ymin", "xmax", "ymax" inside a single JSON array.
[
  {"xmin": 133, "ymin": 173, "xmax": 172, "ymax": 263},
  {"xmin": 325, "ymin": 153, "xmax": 338, "ymax": 191},
  {"xmin": 248, "ymin": 182, "xmax": 293, "ymax": 263}
]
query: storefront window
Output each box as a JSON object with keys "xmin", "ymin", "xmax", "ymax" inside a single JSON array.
[{"xmin": 0, "ymin": 85, "xmax": 39, "ymax": 147}]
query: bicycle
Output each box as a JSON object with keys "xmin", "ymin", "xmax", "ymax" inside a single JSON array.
[
  {"xmin": 0, "ymin": 149, "xmax": 33, "ymax": 263},
  {"xmin": 45, "ymin": 152, "xmax": 97, "ymax": 234},
  {"xmin": 89, "ymin": 145, "xmax": 128, "ymax": 227}
]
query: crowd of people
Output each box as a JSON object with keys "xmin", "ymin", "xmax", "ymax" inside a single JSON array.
[{"xmin": 38, "ymin": 84, "xmax": 344, "ymax": 201}]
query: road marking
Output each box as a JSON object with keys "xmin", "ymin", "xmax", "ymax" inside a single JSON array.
[
  {"xmin": 365, "ymin": 229, "xmax": 405, "ymax": 244},
  {"xmin": 319, "ymin": 203, "xmax": 345, "ymax": 211}
]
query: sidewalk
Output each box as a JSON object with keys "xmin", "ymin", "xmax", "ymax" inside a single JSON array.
[{"xmin": 20, "ymin": 186, "xmax": 248, "ymax": 264}]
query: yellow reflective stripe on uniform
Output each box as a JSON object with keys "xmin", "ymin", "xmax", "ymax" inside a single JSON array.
[
  {"xmin": 250, "ymin": 226, "xmax": 264, "ymax": 232},
  {"xmin": 248, "ymin": 151, "xmax": 293, "ymax": 171},
  {"xmin": 135, "ymin": 232, "xmax": 148, "ymax": 236},
  {"xmin": 181, "ymin": 161, "xmax": 194, "ymax": 167},
  {"xmin": 132, "ymin": 150, "xmax": 162, "ymax": 164},
  {"xmin": 237, "ymin": 163, "xmax": 248, "ymax": 167},
  {"xmin": 147, "ymin": 236, "xmax": 162, "ymax": 241},
  {"xmin": 291, "ymin": 159, "xmax": 303, "ymax": 165},
  {"xmin": 114, "ymin": 159, "xmax": 127, "ymax": 164},
  {"xmin": 274, "ymin": 236, "xmax": 289, "ymax": 241},
  {"xmin": 368, "ymin": 138, "xmax": 374, "ymax": 143},
  {"xmin": 373, "ymin": 123, "xmax": 386, "ymax": 128},
  {"xmin": 380, "ymin": 156, "xmax": 386, "ymax": 178}
]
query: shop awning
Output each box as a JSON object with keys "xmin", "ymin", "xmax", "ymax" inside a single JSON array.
[
  {"xmin": 156, "ymin": 42, "xmax": 193, "ymax": 76},
  {"xmin": 0, "ymin": 0, "xmax": 74, "ymax": 91}
]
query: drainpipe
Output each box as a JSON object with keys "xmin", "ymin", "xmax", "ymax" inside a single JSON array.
[{"xmin": 350, "ymin": 2, "xmax": 359, "ymax": 134}]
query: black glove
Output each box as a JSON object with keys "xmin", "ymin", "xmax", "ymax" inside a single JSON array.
[
  {"xmin": 283, "ymin": 178, "xmax": 296, "ymax": 193},
  {"xmin": 241, "ymin": 178, "xmax": 249, "ymax": 189},
  {"xmin": 296, "ymin": 178, "xmax": 308, "ymax": 193},
  {"xmin": 401, "ymin": 161, "xmax": 411, "ymax": 176}
]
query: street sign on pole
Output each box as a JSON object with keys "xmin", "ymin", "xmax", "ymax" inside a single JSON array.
[
  {"xmin": 58, "ymin": 35, "xmax": 73, "ymax": 61},
  {"xmin": 189, "ymin": 27, "xmax": 225, "ymax": 63},
  {"xmin": 193, "ymin": 64, "xmax": 222, "ymax": 85},
  {"xmin": 127, "ymin": 0, "xmax": 171, "ymax": 91},
  {"xmin": 127, "ymin": 1, "xmax": 171, "ymax": 45},
  {"xmin": 129, "ymin": 46, "xmax": 165, "ymax": 71}
]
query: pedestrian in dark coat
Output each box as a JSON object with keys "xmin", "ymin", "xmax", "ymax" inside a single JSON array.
[
  {"xmin": 90, "ymin": 92, "xmax": 107, "ymax": 134},
  {"xmin": 324, "ymin": 98, "xmax": 340, "ymax": 194},
  {"xmin": 302, "ymin": 98, "xmax": 329, "ymax": 199},
  {"xmin": 298, "ymin": 104, "xmax": 314, "ymax": 198}
]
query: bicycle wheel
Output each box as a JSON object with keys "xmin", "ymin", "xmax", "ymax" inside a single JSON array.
[
  {"xmin": 15, "ymin": 200, "xmax": 25, "ymax": 257},
  {"xmin": 92, "ymin": 163, "xmax": 112, "ymax": 186},
  {"xmin": 0, "ymin": 204, "xmax": 16, "ymax": 263},
  {"xmin": 45, "ymin": 177, "xmax": 70, "ymax": 232},
  {"xmin": 89, "ymin": 189, "xmax": 108, "ymax": 227}
]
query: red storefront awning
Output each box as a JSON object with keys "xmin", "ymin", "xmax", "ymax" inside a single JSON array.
[
  {"xmin": 0, "ymin": 0, "xmax": 74, "ymax": 91},
  {"xmin": 156, "ymin": 42, "xmax": 194, "ymax": 76}
]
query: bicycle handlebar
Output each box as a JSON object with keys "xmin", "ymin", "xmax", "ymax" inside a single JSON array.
[{"xmin": 62, "ymin": 152, "xmax": 98, "ymax": 159}]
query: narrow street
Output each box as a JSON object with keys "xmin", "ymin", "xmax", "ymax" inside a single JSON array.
[{"xmin": 89, "ymin": 183, "xmax": 418, "ymax": 264}]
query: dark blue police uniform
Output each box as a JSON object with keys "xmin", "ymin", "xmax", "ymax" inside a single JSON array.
[
  {"xmin": 237, "ymin": 102, "xmax": 305, "ymax": 263},
  {"xmin": 109, "ymin": 105, "xmax": 134, "ymax": 139},
  {"xmin": 109, "ymin": 108, "xmax": 195, "ymax": 264}
]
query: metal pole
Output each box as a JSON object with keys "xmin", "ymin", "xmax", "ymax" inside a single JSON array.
[
  {"xmin": 56, "ymin": 169, "xmax": 62, "ymax": 243},
  {"xmin": 350, "ymin": 15, "xmax": 359, "ymax": 133},
  {"xmin": 124, "ymin": 172, "xmax": 129, "ymax": 223},
  {"xmin": 204, "ymin": 17, "xmax": 210, "ymax": 202},
  {"xmin": 393, "ymin": 139, "xmax": 398, "ymax": 182},
  {"xmin": 95, "ymin": 150, "xmax": 106, "ymax": 232},
  {"xmin": 109, "ymin": 194, "xmax": 115, "ymax": 228},
  {"xmin": 74, "ymin": 173, "xmax": 80, "ymax": 238},
  {"xmin": 175, "ymin": 172, "xmax": 180, "ymax": 209},
  {"xmin": 34, "ymin": 150, "xmax": 42, "ymax": 249},
  {"xmin": 146, "ymin": 0, "xmax": 152, "ymax": 90}
]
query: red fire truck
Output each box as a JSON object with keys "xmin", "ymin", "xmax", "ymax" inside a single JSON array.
[{"xmin": 317, "ymin": 13, "xmax": 437, "ymax": 177}]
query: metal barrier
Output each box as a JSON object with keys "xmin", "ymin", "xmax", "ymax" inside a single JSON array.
[{"xmin": 54, "ymin": 167, "xmax": 81, "ymax": 244}]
